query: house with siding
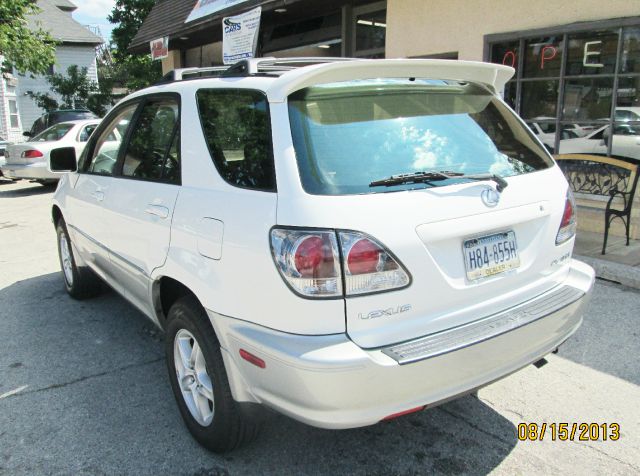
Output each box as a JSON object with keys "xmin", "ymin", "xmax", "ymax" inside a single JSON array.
[{"xmin": 0, "ymin": 0, "xmax": 102, "ymax": 143}]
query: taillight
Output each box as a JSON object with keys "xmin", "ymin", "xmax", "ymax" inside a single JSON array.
[
  {"xmin": 556, "ymin": 189, "xmax": 577, "ymax": 245},
  {"xmin": 270, "ymin": 228, "xmax": 410, "ymax": 298},
  {"xmin": 339, "ymin": 232, "xmax": 410, "ymax": 296},
  {"xmin": 21, "ymin": 149, "xmax": 43, "ymax": 159},
  {"xmin": 270, "ymin": 229, "xmax": 342, "ymax": 298}
]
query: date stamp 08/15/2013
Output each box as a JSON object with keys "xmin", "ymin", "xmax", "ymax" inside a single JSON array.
[{"xmin": 517, "ymin": 423, "xmax": 621, "ymax": 442}]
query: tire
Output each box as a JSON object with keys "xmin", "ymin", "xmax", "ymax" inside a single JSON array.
[
  {"xmin": 56, "ymin": 218, "xmax": 102, "ymax": 299},
  {"xmin": 165, "ymin": 296, "xmax": 261, "ymax": 452}
]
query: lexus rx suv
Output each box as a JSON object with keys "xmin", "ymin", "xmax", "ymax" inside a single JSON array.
[{"xmin": 49, "ymin": 58, "xmax": 595, "ymax": 452}]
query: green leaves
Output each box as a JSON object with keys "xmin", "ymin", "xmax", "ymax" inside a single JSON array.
[
  {"xmin": 26, "ymin": 64, "xmax": 113, "ymax": 116},
  {"xmin": 0, "ymin": 0, "xmax": 56, "ymax": 76},
  {"xmin": 107, "ymin": 0, "xmax": 162, "ymax": 90}
]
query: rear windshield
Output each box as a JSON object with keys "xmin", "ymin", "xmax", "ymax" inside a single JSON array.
[
  {"xmin": 51, "ymin": 111, "xmax": 96, "ymax": 122},
  {"xmin": 288, "ymin": 79, "xmax": 553, "ymax": 195},
  {"xmin": 32, "ymin": 123, "xmax": 74, "ymax": 142}
]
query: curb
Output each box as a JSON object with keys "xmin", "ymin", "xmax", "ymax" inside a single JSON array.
[{"xmin": 575, "ymin": 254, "xmax": 640, "ymax": 290}]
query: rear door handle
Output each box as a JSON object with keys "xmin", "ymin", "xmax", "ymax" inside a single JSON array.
[
  {"xmin": 145, "ymin": 204, "xmax": 169, "ymax": 219},
  {"xmin": 91, "ymin": 191, "xmax": 104, "ymax": 202}
]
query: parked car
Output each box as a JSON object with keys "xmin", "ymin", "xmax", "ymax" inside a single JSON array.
[
  {"xmin": 1, "ymin": 119, "xmax": 102, "ymax": 184},
  {"xmin": 0, "ymin": 136, "xmax": 9, "ymax": 178},
  {"xmin": 0, "ymin": 136, "xmax": 9, "ymax": 157},
  {"xmin": 558, "ymin": 124, "xmax": 640, "ymax": 161},
  {"xmin": 527, "ymin": 117, "xmax": 598, "ymax": 139},
  {"xmin": 24, "ymin": 109, "xmax": 97, "ymax": 138},
  {"xmin": 614, "ymin": 106, "xmax": 640, "ymax": 122},
  {"xmin": 50, "ymin": 58, "xmax": 595, "ymax": 452},
  {"xmin": 526, "ymin": 120, "xmax": 579, "ymax": 151}
]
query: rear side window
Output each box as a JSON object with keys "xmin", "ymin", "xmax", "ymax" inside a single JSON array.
[
  {"xmin": 31, "ymin": 123, "xmax": 74, "ymax": 142},
  {"xmin": 122, "ymin": 98, "xmax": 180, "ymax": 184},
  {"xmin": 196, "ymin": 89, "xmax": 275, "ymax": 191},
  {"xmin": 288, "ymin": 79, "xmax": 553, "ymax": 195},
  {"xmin": 79, "ymin": 124, "xmax": 98, "ymax": 142},
  {"xmin": 53, "ymin": 111, "xmax": 97, "ymax": 122}
]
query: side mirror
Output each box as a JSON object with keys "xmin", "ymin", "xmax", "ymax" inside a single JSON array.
[
  {"xmin": 49, "ymin": 147, "xmax": 77, "ymax": 172},
  {"xmin": 22, "ymin": 131, "xmax": 32, "ymax": 138}
]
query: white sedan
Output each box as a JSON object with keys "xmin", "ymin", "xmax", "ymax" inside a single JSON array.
[
  {"xmin": 558, "ymin": 124, "xmax": 640, "ymax": 161},
  {"xmin": 0, "ymin": 119, "xmax": 102, "ymax": 184}
]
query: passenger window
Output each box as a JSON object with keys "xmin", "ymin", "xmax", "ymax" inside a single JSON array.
[
  {"xmin": 196, "ymin": 89, "xmax": 275, "ymax": 191},
  {"xmin": 79, "ymin": 124, "xmax": 98, "ymax": 142},
  {"xmin": 86, "ymin": 105, "xmax": 136, "ymax": 176},
  {"xmin": 122, "ymin": 98, "xmax": 180, "ymax": 184}
]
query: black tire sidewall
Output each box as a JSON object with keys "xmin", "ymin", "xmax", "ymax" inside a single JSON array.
[
  {"xmin": 56, "ymin": 220, "xmax": 78, "ymax": 294},
  {"xmin": 165, "ymin": 297, "xmax": 242, "ymax": 452}
]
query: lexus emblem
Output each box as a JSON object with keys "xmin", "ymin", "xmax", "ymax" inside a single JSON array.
[{"xmin": 481, "ymin": 188, "xmax": 500, "ymax": 207}]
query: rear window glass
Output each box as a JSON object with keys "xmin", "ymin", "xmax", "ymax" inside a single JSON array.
[
  {"xmin": 196, "ymin": 89, "xmax": 275, "ymax": 191},
  {"xmin": 51, "ymin": 111, "xmax": 96, "ymax": 123},
  {"xmin": 31, "ymin": 123, "xmax": 74, "ymax": 142},
  {"xmin": 288, "ymin": 79, "xmax": 553, "ymax": 195}
]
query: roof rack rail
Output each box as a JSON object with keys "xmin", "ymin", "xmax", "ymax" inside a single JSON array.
[{"xmin": 157, "ymin": 57, "xmax": 359, "ymax": 84}]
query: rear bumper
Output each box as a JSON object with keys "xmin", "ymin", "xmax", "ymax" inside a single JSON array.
[
  {"xmin": 0, "ymin": 162, "xmax": 57, "ymax": 181},
  {"xmin": 209, "ymin": 259, "xmax": 594, "ymax": 429}
]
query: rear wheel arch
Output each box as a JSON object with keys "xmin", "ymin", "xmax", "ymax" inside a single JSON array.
[
  {"xmin": 153, "ymin": 276, "xmax": 202, "ymax": 329},
  {"xmin": 51, "ymin": 205, "xmax": 63, "ymax": 228}
]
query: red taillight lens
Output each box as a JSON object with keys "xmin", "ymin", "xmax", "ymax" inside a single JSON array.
[
  {"xmin": 22, "ymin": 149, "xmax": 43, "ymax": 159},
  {"xmin": 347, "ymin": 239, "xmax": 382, "ymax": 275},
  {"xmin": 340, "ymin": 231, "xmax": 409, "ymax": 296},
  {"xmin": 270, "ymin": 229, "xmax": 342, "ymax": 298},
  {"xmin": 556, "ymin": 189, "xmax": 577, "ymax": 245},
  {"xmin": 293, "ymin": 236, "xmax": 326, "ymax": 277},
  {"xmin": 560, "ymin": 197, "xmax": 574, "ymax": 228}
]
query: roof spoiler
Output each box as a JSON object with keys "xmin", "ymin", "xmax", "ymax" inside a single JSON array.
[{"xmin": 265, "ymin": 59, "xmax": 515, "ymax": 102}]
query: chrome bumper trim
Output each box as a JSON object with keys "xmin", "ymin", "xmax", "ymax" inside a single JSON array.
[{"xmin": 382, "ymin": 285, "xmax": 584, "ymax": 365}]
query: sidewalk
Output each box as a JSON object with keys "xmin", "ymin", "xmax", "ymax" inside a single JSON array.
[{"xmin": 574, "ymin": 230, "xmax": 640, "ymax": 290}]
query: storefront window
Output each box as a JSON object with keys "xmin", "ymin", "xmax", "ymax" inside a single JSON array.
[
  {"xmin": 521, "ymin": 80, "xmax": 559, "ymax": 119},
  {"xmin": 352, "ymin": 3, "xmax": 386, "ymax": 58},
  {"xmin": 491, "ymin": 41, "xmax": 519, "ymax": 70},
  {"xmin": 620, "ymin": 27, "xmax": 640, "ymax": 74},
  {"xmin": 503, "ymin": 81, "xmax": 517, "ymax": 109},
  {"xmin": 488, "ymin": 20, "xmax": 640, "ymax": 160},
  {"xmin": 566, "ymin": 30, "xmax": 618, "ymax": 75},
  {"xmin": 563, "ymin": 77, "xmax": 614, "ymax": 121},
  {"xmin": 355, "ymin": 10, "xmax": 386, "ymax": 52},
  {"xmin": 523, "ymin": 37, "xmax": 563, "ymax": 78}
]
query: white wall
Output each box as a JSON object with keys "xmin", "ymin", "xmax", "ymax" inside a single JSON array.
[
  {"xmin": 14, "ymin": 44, "xmax": 98, "ymax": 140},
  {"xmin": 386, "ymin": 0, "xmax": 640, "ymax": 60}
]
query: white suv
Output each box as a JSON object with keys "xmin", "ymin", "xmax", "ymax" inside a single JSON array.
[{"xmin": 50, "ymin": 58, "xmax": 595, "ymax": 452}]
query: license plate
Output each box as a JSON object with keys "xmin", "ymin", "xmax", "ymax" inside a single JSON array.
[{"xmin": 463, "ymin": 231, "xmax": 520, "ymax": 281}]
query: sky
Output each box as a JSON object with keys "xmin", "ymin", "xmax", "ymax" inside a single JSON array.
[{"xmin": 71, "ymin": 0, "xmax": 117, "ymax": 43}]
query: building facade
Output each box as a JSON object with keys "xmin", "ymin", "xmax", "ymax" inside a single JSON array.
[
  {"xmin": 0, "ymin": 0, "xmax": 102, "ymax": 143},
  {"xmin": 130, "ymin": 0, "xmax": 640, "ymax": 238}
]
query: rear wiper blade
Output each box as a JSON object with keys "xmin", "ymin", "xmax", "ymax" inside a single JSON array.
[
  {"xmin": 369, "ymin": 170, "xmax": 463, "ymax": 188},
  {"xmin": 369, "ymin": 171, "xmax": 508, "ymax": 192}
]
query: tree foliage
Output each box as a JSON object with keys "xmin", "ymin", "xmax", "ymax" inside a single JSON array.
[
  {"xmin": 27, "ymin": 65, "xmax": 114, "ymax": 116},
  {"xmin": 108, "ymin": 0, "xmax": 161, "ymax": 90},
  {"xmin": 0, "ymin": 0, "xmax": 56, "ymax": 76}
]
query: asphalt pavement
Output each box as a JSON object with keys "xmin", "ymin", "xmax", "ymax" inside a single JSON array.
[{"xmin": 1, "ymin": 179, "xmax": 639, "ymax": 475}]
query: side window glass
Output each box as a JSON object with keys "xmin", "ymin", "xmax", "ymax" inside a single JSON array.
[
  {"xmin": 122, "ymin": 98, "xmax": 180, "ymax": 183},
  {"xmin": 196, "ymin": 89, "xmax": 275, "ymax": 191},
  {"xmin": 87, "ymin": 105, "xmax": 136, "ymax": 175},
  {"xmin": 79, "ymin": 124, "xmax": 98, "ymax": 142}
]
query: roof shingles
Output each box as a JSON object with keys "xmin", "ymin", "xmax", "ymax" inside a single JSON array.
[
  {"xmin": 28, "ymin": 0, "xmax": 102, "ymax": 45},
  {"xmin": 130, "ymin": 0, "xmax": 197, "ymax": 50}
]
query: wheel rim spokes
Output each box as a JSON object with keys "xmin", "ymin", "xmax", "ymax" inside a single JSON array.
[
  {"xmin": 59, "ymin": 234, "xmax": 73, "ymax": 286},
  {"xmin": 174, "ymin": 329, "xmax": 214, "ymax": 426}
]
